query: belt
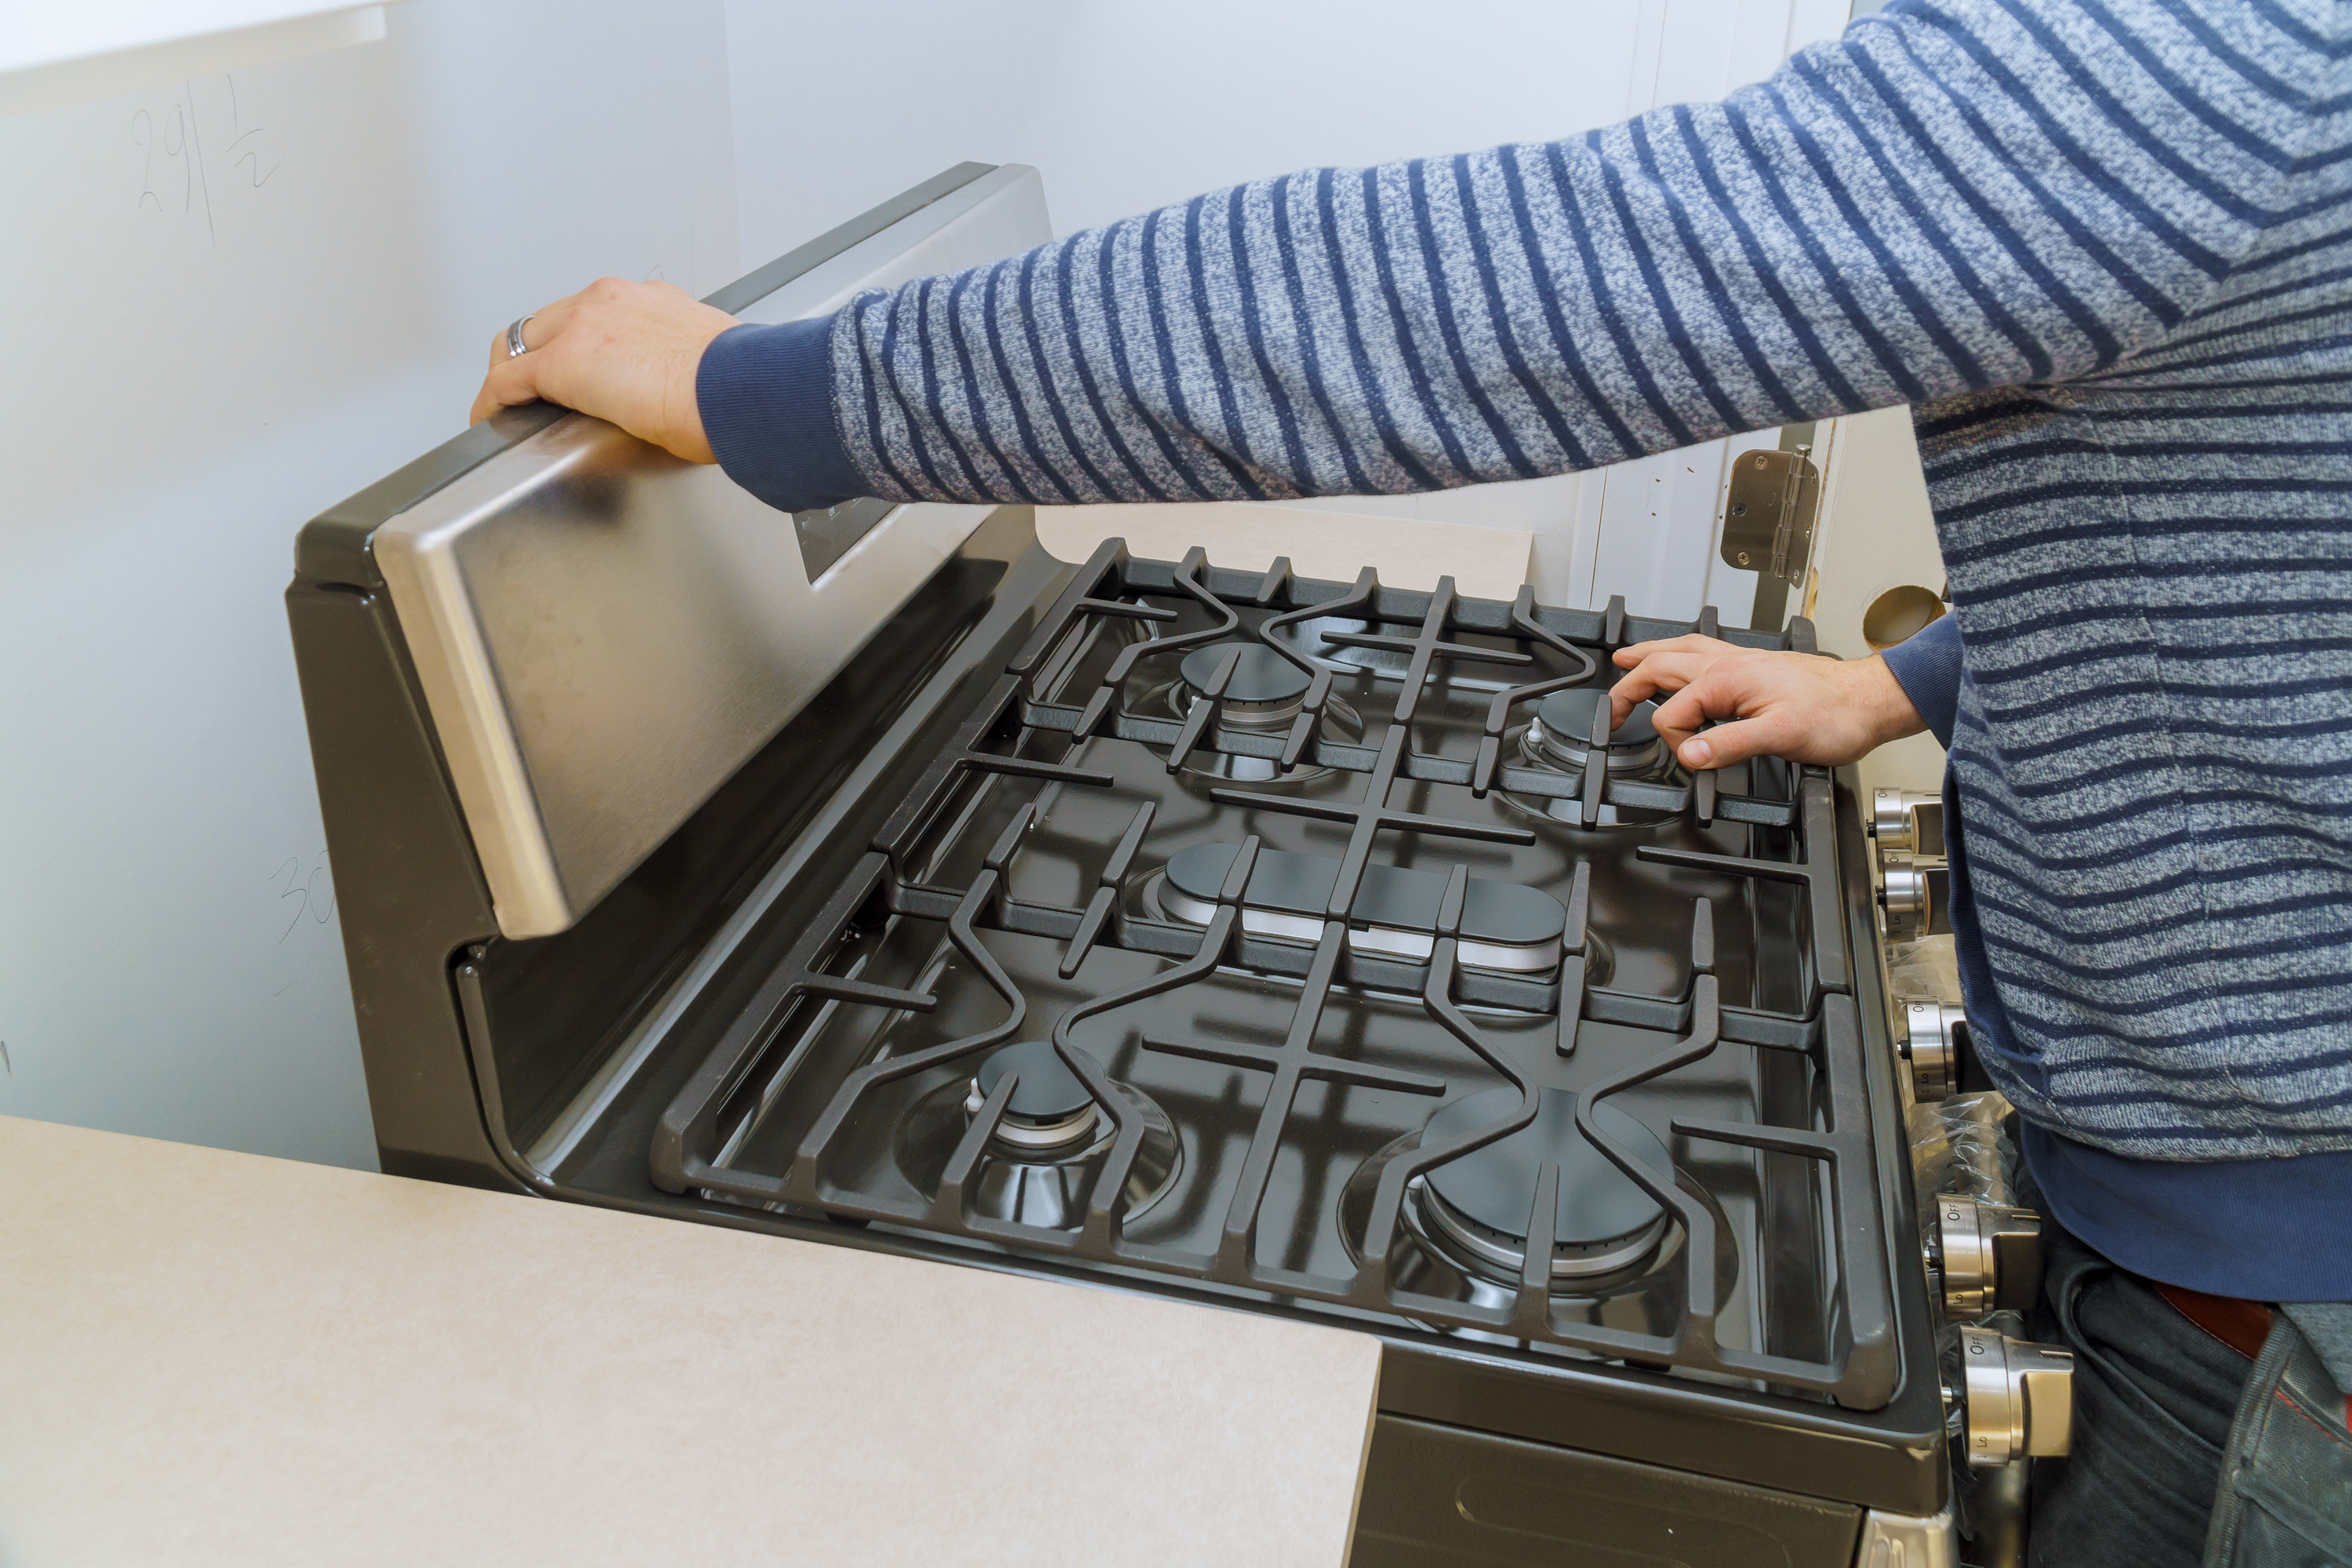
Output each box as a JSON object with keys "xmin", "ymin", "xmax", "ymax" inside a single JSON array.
[{"xmin": 2156, "ymin": 1281, "xmax": 2276, "ymax": 1361}]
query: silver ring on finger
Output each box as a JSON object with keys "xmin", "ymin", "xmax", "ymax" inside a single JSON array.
[{"xmin": 505, "ymin": 314, "xmax": 537, "ymax": 359}]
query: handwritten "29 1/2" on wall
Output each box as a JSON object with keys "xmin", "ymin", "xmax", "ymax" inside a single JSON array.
[{"xmin": 130, "ymin": 74, "xmax": 285, "ymax": 245}]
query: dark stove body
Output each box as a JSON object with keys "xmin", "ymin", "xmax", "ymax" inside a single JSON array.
[{"xmin": 288, "ymin": 176, "xmax": 1945, "ymax": 1568}]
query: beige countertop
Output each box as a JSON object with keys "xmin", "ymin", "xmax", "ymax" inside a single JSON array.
[{"xmin": 0, "ymin": 1116, "xmax": 1380, "ymax": 1567}]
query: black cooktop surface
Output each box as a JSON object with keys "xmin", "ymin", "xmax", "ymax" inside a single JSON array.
[{"xmin": 648, "ymin": 541, "xmax": 1900, "ymax": 1413}]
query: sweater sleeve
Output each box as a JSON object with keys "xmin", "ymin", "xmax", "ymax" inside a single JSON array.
[
  {"xmin": 699, "ymin": 318, "xmax": 871, "ymax": 514},
  {"xmin": 1878, "ymin": 611, "xmax": 1963, "ymax": 748},
  {"xmin": 705, "ymin": 0, "xmax": 2271, "ymax": 513}
]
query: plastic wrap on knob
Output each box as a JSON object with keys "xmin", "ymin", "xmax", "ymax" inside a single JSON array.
[
  {"xmin": 1885, "ymin": 933, "xmax": 1962, "ymax": 1011},
  {"xmin": 1907, "ymin": 1091, "xmax": 2017, "ymax": 1218}
]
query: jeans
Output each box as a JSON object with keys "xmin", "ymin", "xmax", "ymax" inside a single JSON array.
[
  {"xmin": 2016, "ymin": 1169, "xmax": 2352, "ymax": 1566},
  {"xmin": 2205, "ymin": 1308, "xmax": 2352, "ymax": 1565}
]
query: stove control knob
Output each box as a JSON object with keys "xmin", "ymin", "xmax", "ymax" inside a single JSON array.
[
  {"xmin": 1871, "ymin": 789, "xmax": 1945, "ymax": 855},
  {"xmin": 1894, "ymin": 996, "xmax": 1966, "ymax": 1102},
  {"xmin": 1929, "ymin": 1195, "xmax": 2042, "ymax": 1317},
  {"xmin": 1878, "ymin": 852, "xmax": 1951, "ymax": 942},
  {"xmin": 1956, "ymin": 1326, "xmax": 2074, "ymax": 1467}
]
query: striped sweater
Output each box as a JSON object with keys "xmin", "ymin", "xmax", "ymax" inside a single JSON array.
[{"xmin": 698, "ymin": 2, "xmax": 2352, "ymax": 1202}]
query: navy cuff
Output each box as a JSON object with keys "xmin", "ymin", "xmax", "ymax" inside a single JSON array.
[
  {"xmin": 1878, "ymin": 612, "xmax": 1962, "ymax": 747},
  {"xmin": 695, "ymin": 314, "xmax": 870, "ymax": 514}
]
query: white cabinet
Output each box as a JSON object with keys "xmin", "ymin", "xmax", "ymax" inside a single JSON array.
[{"xmin": 0, "ymin": 2, "xmax": 394, "ymax": 118}]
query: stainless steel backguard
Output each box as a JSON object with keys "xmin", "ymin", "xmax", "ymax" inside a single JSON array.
[{"xmin": 370, "ymin": 165, "xmax": 1051, "ymax": 938}]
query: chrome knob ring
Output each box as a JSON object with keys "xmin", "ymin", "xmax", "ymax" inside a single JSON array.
[
  {"xmin": 1930, "ymin": 1194, "xmax": 2043, "ymax": 1318},
  {"xmin": 1870, "ymin": 788, "xmax": 1945, "ymax": 855},
  {"xmin": 1878, "ymin": 851, "xmax": 1951, "ymax": 942},
  {"xmin": 1957, "ymin": 1326, "xmax": 2074, "ymax": 1467},
  {"xmin": 1895, "ymin": 996, "xmax": 1966, "ymax": 1102}
]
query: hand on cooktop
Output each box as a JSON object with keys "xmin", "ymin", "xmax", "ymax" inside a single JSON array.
[
  {"xmin": 468, "ymin": 278, "xmax": 736, "ymax": 464},
  {"xmin": 1608, "ymin": 636, "xmax": 1925, "ymax": 771}
]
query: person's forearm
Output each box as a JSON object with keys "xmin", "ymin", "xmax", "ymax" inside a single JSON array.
[{"xmin": 703, "ymin": 0, "xmax": 2252, "ymax": 514}]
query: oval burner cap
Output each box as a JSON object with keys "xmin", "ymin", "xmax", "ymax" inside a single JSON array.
[
  {"xmin": 1180, "ymin": 643, "xmax": 1312, "ymax": 705},
  {"xmin": 974, "ymin": 1041, "xmax": 1098, "ymax": 1122},
  {"xmin": 1421, "ymin": 1087, "xmax": 1672, "ymax": 1248},
  {"xmin": 1160, "ymin": 842, "xmax": 1566, "ymax": 953},
  {"xmin": 1537, "ymin": 686, "xmax": 1659, "ymax": 748}
]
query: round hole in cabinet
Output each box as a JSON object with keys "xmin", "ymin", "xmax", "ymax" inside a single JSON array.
[{"xmin": 1862, "ymin": 584, "xmax": 1947, "ymax": 652}]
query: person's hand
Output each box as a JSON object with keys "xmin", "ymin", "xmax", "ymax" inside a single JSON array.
[
  {"xmin": 468, "ymin": 278, "xmax": 738, "ymax": 464},
  {"xmin": 1608, "ymin": 634, "xmax": 1924, "ymax": 771}
]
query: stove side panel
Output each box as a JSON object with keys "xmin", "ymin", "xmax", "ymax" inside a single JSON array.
[{"xmin": 285, "ymin": 576, "xmax": 514, "ymax": 1189}]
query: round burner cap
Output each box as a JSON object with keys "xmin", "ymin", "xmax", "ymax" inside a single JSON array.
[
  {"xmin": 974, "ymin": 1041, "xmax": 1098, "ymax": 1122},
  {"xmin": 1421, "ymin": 1087, "xmax": 1672, "ymax": 1248},
  {"xmin": 1537, "ymin": 686, "xmax": 1658, "ymax": 748},
  {"xmin": 1180, "ymin": 643, "xmax": 1312, "ymax": 705}
]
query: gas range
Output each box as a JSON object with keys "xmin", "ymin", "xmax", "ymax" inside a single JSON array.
[{"xmin": 289, "ymin": 166, "xmax": 1950, "ymax": 1567}]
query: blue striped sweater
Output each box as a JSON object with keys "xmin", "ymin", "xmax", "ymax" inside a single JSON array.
[{"xmin": 697, "ymin": 0, "xmax": 2352, "ymax": 1294}]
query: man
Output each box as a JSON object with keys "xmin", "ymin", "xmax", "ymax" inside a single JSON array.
[
  {"xmin": 469, "ymin": 0, "xmax": 2352, "ymax": 1559},
  {"xmin": 1611, "ymin": 612, "xmax": 2352, "ymax": 1563}
]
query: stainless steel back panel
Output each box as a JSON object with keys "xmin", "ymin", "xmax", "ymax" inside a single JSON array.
[{"xmin": 371, "ymin": 164, "xmax": 1051, "ymax": 938}]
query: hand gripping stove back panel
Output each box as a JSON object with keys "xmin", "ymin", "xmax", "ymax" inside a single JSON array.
[{"xmin": 362, "ymin": 164, "xmax": 1050, "ymax": 938}]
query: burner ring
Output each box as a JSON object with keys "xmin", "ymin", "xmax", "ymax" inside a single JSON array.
[
  {"xmin": 1139, "ymin": 672, "xmax": 1363, "ymax": 784},
  {"xmin": 1494, "ymin": 720, "xmax": 1679, "ymax": 833},
  {"xmin": 968, "ymin": 1040, "xmax": 1103, "ymax": 1152},
  {"xmin": 1179, "ymin": 643, "xmax": 1313, "ymax": 728},
  {"xmin": 1414, "ymin": 1177, "xmax": 1668, "ymax": 1281},
  {"xmin": 895, "ymin": 1057, "xmax": 1185, "ymax": 1232},
  {"xmin": 1410, "ymin": 1087, "xmax": 1675, "ymax": 1284},
  {"xmin": 1529, "ymin": 687, "xmax": 1667, "ymax": 777},
  {"xmin": 963, "ymin": 1086, "xmax": 1101, "ymax": 1150}
]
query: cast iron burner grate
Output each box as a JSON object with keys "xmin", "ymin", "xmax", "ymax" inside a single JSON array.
[{"xmin": 649, "ymin": 542, "xmax": 1896, "ymax": 1410}]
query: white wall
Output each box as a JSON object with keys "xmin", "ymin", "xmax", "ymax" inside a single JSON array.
[
  {"xmin": 0, "ymin": 0, "xmax": 739, "ymax": 1167},
  {"xmin": 728, "ymin": 2, "xmax": 1652, "ymax": 259},
  {"xmin": 724, "ymin": 0, "xmax": 1848, "ymax": 619},
  {"xmin": 6, "ymin": 0, "xmax": 1886, "ymax": 1172}
]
